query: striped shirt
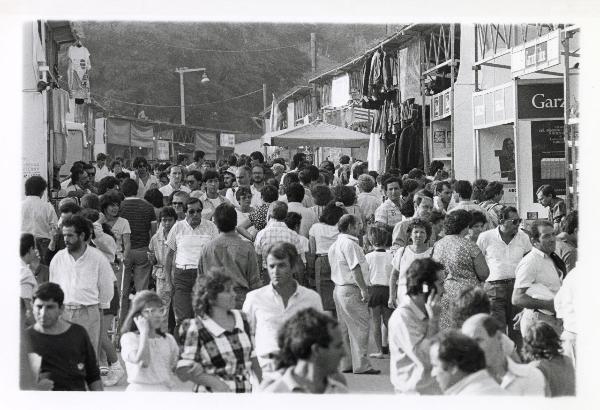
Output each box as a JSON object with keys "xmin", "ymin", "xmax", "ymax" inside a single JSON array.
[{"xmin": 119, "ymin": 197, "xmax": 156, "ymax": 249}]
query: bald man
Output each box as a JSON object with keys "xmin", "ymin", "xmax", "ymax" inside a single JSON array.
[{"xmin": 461, "ymin": 314, "xmax": 546, "ymax": 396}]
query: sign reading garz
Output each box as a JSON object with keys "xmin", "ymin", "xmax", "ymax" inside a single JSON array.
[{"xmin": 518, "ymin": 83, "xmax": 564, "ymax": 119}]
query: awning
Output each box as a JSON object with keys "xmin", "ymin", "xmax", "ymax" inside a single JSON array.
[{"xmin": 262, "ymin": 121, "xmax": 369, "ymax": 148}]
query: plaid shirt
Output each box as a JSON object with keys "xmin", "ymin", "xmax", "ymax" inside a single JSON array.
[
  {"xmin": 254, "ymin": 221, "xmax": 305, "ymax": 268},
  {"xmin": 177, "ymin": 310, "xmax": 255, "ymax": 393}
]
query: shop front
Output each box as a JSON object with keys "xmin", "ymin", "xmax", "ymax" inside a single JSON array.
[{"xmin": 473, "ymin": 79, "xmax": 565, "ymax": 219}]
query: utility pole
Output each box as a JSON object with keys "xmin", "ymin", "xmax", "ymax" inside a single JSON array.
[
  {"xmin": 175, "ymin": 67, "xmax": 210, "ymax": 125},
  {"xmin": 310, "ymin": 33, "xmax": 318, "ymax": 120}
]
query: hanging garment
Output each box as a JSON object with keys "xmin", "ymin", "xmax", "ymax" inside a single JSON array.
[
  {"xmin": 393, "ymin": 123, "xmax": 423, "ymax": 175},
  {"xmin": 67, "ymin": 45, "xmax": 91, "ymax": 102},
  {"xmin": 383, "ymin": 51, "xmax": 393, "ymax": 92},
  {"xmin": 368, "ymin": 50, "xmax": 383, "ymax": 101},
  {"xmin": 361, "ymin": 56, "xmax": 372, "ymax": 101},
  {"xmin": 367, "ymin": 133, "xmax": 385, "ymax": 173}
]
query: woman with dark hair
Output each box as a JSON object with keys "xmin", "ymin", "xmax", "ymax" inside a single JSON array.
[
  {"xmin": 310, "ymin": 184, "xmax": 334, "ymax": 221},
  {"xmin": 471, "ymin": 179, "xmax": 489, "ymax": 204},
  {"xmin": 176, "ymin": 269, "xmax": 261, "ymax": 392},
  {"xmin": 332, "ymin": 185, "xmax": 365, "ymax": 237},
  {"xmin": 235, "ymin": 186, "xmax": 254, "ymax": 241},
  {"xmin": 432, "ymin": 209, "xmax": 489, "ymax": 329},
  {"xmin": 197, "ymin": 169, "xmax": 228, "ymax": 221},
  {"xmin": 308, "ymin": 202, "xmax": 346, "ymax": 312},
  {"xmin": 144, "ymin": 187, "xmax": 164, "ymax": 221},
  {"xmin": 120, "ymin": 290, "xmax": 179, "ymax": 391},
  {"xmin": 522, "ymin": 322, "xmax": 575, "ymax": 397},
  {"xmin": 389, "ymin": 218, "xmax": 434, "ymax": 308},
  {"xmin": 466, "ymin": 210, "xmax": 487, "ymax": 243}
]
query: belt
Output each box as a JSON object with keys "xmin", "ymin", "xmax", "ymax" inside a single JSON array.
[
  {"xmin": 316, "ymin": 254, "xmax": 328, "ymax": 257},
  {"xmin": 487, "ymin": 278, "xmax": 515, "ymax": 284},
  {"xmin": 334, "ymin": 283, "xmax": 358, "ymax": 287},
  {"xmin": 176, "ymin": 265, "xmax": 197, "ymax": 270},
  {"xmin": 63, "ymin": 303, "xmax": 99, "ymax": 310}
]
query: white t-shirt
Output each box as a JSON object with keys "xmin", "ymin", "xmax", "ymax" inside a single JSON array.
[
  {"xmin": 121, "ymin": 332, "xmax": 179, "ymax": 388},
  {"xmin": 308, "ymin": 223, "xmax": 339, "ymax": 254},
  {"xmin": 365, "ymin": 249, "xmax": 394, "ymax": 286},
  {"xmin": 391, "ymin": 246, "xmax": 434, "ymax": 304},
  {"xmin": 108, "ymin": 217, "xmax": 131, "ymax": 257}
]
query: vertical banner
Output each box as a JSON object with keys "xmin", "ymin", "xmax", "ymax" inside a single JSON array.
[{"xmin": 531, "ymin": 120, "xmax": 566, "ymax": 201}]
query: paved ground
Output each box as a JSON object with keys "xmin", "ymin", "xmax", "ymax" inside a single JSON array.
[{"xmin": 106, "ymin": 333, "xmax": 394, "ymax": 393}]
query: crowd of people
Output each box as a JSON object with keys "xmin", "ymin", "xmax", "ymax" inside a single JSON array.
[{"xmin": 19, "ymin": 149, "xmax": 577, "ymax": 396}]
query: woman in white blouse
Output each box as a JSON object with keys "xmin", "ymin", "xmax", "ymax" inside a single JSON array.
[
  {"xmin": 308, "ymin": 202, "xmax": 346, "ymax": 312},
  {"xmin": 388, "ymin": 219, "xmax": 434, "ymax": 308}
]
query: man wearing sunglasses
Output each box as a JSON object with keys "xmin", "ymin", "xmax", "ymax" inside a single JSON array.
[
  {"xmin": 476, "ymin": 206, "xmax": 532, "ymax": 346},
  {"xmin": 164, "ymin": 197, "xmax": 218, "ymax": 329}
]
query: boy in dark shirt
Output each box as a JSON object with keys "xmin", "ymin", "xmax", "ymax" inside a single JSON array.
[{"xmin": 24, "ymin": 282, "xmax": 103, "ymax": 391}]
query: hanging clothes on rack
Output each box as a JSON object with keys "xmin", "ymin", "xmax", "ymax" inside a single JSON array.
[{"xmin": 67, "ymin": 42, "xmax": 91, "ymax": 103}]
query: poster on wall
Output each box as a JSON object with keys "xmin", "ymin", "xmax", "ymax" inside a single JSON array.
[
  {"xmin": 494, "ymin": 137, "xmax": 516, "ymax": 181},
  {"xmin": 531, "ymin": 120, "xmax": 566, "ymax": 201}
]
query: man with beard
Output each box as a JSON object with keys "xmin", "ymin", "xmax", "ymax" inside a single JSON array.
[
  {"xmin": 49, "ymin": 215, "xmax": 114, "ymax": 356},
  {"xmin": 219, "ymin": 170, "xmax": 235, "ymax": 197},
  {"xmin": 250, "ymin": 164, "xmax": 266, "ymax": 208}
]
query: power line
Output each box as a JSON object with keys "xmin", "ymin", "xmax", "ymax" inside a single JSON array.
[
  {"xmin": 92, "ymin": 88, "xmax": 263, "ymax": 108},
  {"xmin": 140, "ymin": 39, "xmax": 300, "ymax": 53}
]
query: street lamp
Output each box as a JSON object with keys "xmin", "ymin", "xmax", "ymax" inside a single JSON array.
[{"xmin": 175, "ymin": 67, "xmax": 210, "ymax": 125}]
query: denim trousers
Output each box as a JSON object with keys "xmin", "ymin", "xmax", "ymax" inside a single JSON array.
[{"xmin": 120, "ymin": 248, "xmax": 152, "ymax": 326}]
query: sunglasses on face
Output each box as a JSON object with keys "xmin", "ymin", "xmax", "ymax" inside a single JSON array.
[
  {"xmin": 504, "ymin": 218, "xmax": 522, "ymax": 225},
  {"xmin": 172, "ymin": 201, "xmax": 184, "ymax": 206}
]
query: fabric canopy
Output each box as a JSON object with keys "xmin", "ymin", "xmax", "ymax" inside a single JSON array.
[{"xmin": 262, "ymin": 121, "xmax": 369, "ymax": 148}]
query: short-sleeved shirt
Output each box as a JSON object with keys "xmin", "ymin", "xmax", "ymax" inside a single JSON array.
[
  {"xmin": 121, "ymin": 332, "xmax": 179, "ymax": 388},
  {"xmin": 357, "ymin": 191, "xmax": 383, "ymax": 224},
  {"xmin": 159, "ymin": 183, "xmax": 191, "ymax": 197},
  {"xmin": 254, "ymin": 221, "xmax": 305, "ymax": 268},
  {"xmin": 119, "ymin": 197, "xmax": 156, "ymax": 249},
  {"xmin": 107, "ymin": 217, "xmax": 131, "ymax": 257},
  {"xmin": 308, "ymin": 223, "xmax": 339, "ymax": 254},
  {"xmin": 287, "ymin": 202, "xmax": 318, "ymax": 238},
  {"xmin": 165, "ymin": 219, "xmax": 219, "ymax": 268},
  {"xmin": 391, "ymin": 246, "xmax": 434, "ymax": 304},
  {"xmin": 21, "ymin": 195, "xmax": 58, "ymax": 239},
  {"xmin": 177, "ymin": 310, "xmax": 255, "ymax": 393},
  {"xmin": 328, "ymin": 233, "xmax": 368, "ymax": 286},
  {"xmin": 25, "ymin": 323, "xmax": 100, "ymax": 391},
  {"xmin": 477, "ymin": 228, "xmax": 532, "ymax": 281},
  {"xmin": 374, "ymin": 199, "xmax": 404, "ymax": 228},
  {"xmin": 514, "ymin": 248, "xmax": 562, "ymax": 294},
  {"xmin": 365, "ymin": 249, "xmax": 394, "ymax": 286},
  {"xmin": 242, "ymin": 284, "xmax": 323, "ymax": 359}
]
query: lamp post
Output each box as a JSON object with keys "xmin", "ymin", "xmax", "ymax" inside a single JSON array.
[{"xmin": 175, "ymin": 67, "xmax": 210, "ymax": 125}]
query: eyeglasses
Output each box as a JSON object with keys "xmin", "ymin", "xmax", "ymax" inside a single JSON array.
[
  {"xmin": 142, "ymin": 307, "xmax": 167, "ymax": 316},
  {"xmin": 504, "ymin": 218, "xmax": 522, "ymax": 225}
]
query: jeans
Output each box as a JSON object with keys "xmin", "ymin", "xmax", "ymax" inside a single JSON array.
[
  {"xmin": 172, "ymin": 268, "xmax": 197, "ymax": 325},
  {"xmin": 484, "ymin": 280, "xmax": 522, "ymax": 349},
  {"xmin": 155, "ymin": 277, "xmax": 173, "ymax": 333},
  {"xmin": 333, "ymin": 284, "xmax": 373, "ymax": 373},
  {"xmin": 120, "ymin": 248, "xmax": 152, "ymax": 326}
]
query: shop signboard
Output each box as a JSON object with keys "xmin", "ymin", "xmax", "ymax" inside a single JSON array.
[
  {"xmin": 530, "ymin": 120, "xmax": 566, "ymax": 201},
  {"xmin": 472, "ymin": 82, "xmax": 515, "ymax": 129},
  {"xmin": 156, "ymin": 140, "xmax": 170, "ymax": 160},
  {"xmin": 517, "ymin": 82, "xmax": 564, "ymax": 119},
  {"xmin": 511, "ymin": 30, "xmax": 561, "ymax": 78},
  {"xmin": 220, "ymin": 133, "xmax": 235, "ymax": 147}
]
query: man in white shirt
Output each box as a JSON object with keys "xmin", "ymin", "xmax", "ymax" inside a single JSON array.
[
  {"xmin": 159, "ymin": 165, "xmax": 190, "ymax": 197},
  {"xmin": 286, "ymin": 182, "xmax": 318, "ymax": 238},
  {"xmin": 389, "ymin": 258, "xmax": 444, "ymax": 394},
  {"xmin": 477, "ymin": 206, "xmax": 532, "ymax": 345},
  {"xmin": 165, "ymin": 197, "xmax": 218, "ymax": 326},
  {"xmin": 186, "ymin": 150, "xmax": 205, "ymax": 172},
  {"xmin": 462, "ymin": 314, "xmax": 546, "ymax": 395},
  {"xmin": 433, "ymin": 180, "xmax": 453, "ymax": 213},
  {"xmin": 328, "ymin": 214, "xmax": 379, "ymax": 375},
  {"xmin": 512, "ymin": 220, "xmax": 565, "ymax": 338},
  {"xmin": 243, "ymin": 243, "xmax": 323, "ymax": 375},
  {"xmin": 22, "ymin": 176, "xmax": 58, "ymax": 265},
  {"xmin": 250, "ymin": 164, "xmax": 266, "ymax": 208},
  {"xmin": 429, "ymin": 330, "xmax": 505, "ymax": 395},
  {"xmin": 94, "ymin": 153, "xmax": 112, "ymax": 181},
  {"xmin": 49, "ymin": 215, "xmax": 114, "ymax": 355}
]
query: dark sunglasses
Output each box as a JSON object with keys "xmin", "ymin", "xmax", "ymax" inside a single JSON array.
[
  {"xmin": 504, "ymin": 218, "xmax": 522, "ymax": 225},
  {"xmin": 172, "ymin": 201, "xmax": 184, "ymax": 206}
]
